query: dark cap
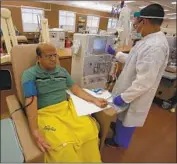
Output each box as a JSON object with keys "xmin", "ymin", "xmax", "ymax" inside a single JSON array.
[{"xmin": 139, "ymin": 3, "xmax": 165, "ymax": 19}]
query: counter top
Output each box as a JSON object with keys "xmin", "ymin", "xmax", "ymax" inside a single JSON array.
[
  {"xmin": 1, "ymin": 48, "xmax": 72, "ymax": 65},
  {"xmin": 117, "ymin": 45, "xmax": 132, "ymax": 53}
]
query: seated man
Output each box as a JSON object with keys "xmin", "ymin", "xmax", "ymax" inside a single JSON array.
[{"xmin": 21, "ymin": 43, "xmax": 108, "ymax": 162}]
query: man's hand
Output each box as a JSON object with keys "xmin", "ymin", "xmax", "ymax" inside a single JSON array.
[
  {"xmin": 93, "ymin": 98, "xmax": 108, "ymax": 108},
  {"xmin": 32, "ymin": 129, "xmax": 51, "ymax": 153},
  {"xmin": 71, "ymin": 84, "xmax": 108, "ymax": 108}
]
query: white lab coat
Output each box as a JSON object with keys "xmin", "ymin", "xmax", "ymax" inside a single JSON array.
[{"xmin": 112, "ymin": 31, "xmax": 169, "ymax": 127}]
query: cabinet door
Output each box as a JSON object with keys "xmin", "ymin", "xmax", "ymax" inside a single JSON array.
[
  {"xmin": 59, "ymin": 57, "xmax": 72, "ymax": 74},
  {"xmin": 1, "ymin": 64, "xmax": 17, "ymax": 115}
]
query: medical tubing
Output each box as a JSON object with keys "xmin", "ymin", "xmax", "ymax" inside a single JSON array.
[{"xmin": 10, "ymin": 96, "xmax": 34, "ymax": 116}]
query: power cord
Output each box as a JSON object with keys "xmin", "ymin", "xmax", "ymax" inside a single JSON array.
[{"xmin": 10, "ymin": 96, "xmax": 34, "ymax": 116}]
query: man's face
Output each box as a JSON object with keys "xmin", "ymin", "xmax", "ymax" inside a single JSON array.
[
  {"xmin": 133, "ymin": 18, "xmax": 144, "ymax": 33},
  {"xmin": 38, "ymin": 45, "xmax": 59, "ymax": 70},
  {"xmin": 134, "ymin": 18, "xmax": 151, "ymax": 37}
]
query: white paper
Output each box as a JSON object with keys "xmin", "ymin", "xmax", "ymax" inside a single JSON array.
[{"xmin": 67, "ymin": 89, "xmax": 112, "ymax": 116}]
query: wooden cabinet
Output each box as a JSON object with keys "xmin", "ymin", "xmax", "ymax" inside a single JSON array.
[
  {"xmin": 59, "ymin": 56, "xmax": 72, "ymax": 74},
  {"xmin": 58, "ymin": 48, "xmax": 72, "ymax": 74},
  {"xmin": 0, "ymin": 63, "xmax": 16, "ymax": 116}
]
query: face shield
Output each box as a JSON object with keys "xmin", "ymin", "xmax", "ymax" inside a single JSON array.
[
  {"xmin": 131, "ymin": 11, "xmax": 165, "ymax": 39},
  {"xmin": 131, "ymin": 11, "xmax": 143, "ymax": 39}
]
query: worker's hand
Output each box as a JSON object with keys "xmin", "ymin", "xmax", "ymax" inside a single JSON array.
[
  {"xmin": 113, "ymin": 95, "xmax": 125, "ymax": 106},
  {"xmin": 107, "ymin": 45, "xmax": 116, "ymax": 55},
  {"xmin": 93, "ymin": 98, "xmax": 108, "ymax": 108},
  {"xmin": 32, "ymin": 129, "xmax": 51, "ymax": 153}
]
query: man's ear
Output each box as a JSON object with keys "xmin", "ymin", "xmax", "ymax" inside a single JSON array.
[
  {"xmin": 140, "ymin": 19, "xmax": 145, "ymax": 25},
  {"xmin": 56, "ymin": 56, "xmax": 60, "ymax": 66},
  {"xmin": 36, "ymin": 56, "xmax": 40, "ymax": 62},
  {"xmin": 144, "ymin": 19, "xmax": 150, "ymax": 25}
]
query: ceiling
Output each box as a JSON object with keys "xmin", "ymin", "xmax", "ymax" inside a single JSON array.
[{"xmin": 43, "ymin": 0, "xmax": 176, "ymax": 19}]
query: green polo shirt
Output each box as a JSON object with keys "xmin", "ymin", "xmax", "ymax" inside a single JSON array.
[{"xmin": 22, "ymin": 63, "xmax": 74, "ymax": 109}]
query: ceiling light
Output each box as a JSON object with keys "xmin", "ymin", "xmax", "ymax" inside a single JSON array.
[
  {"xmin": 171, "ymin": 1, "xmax": 176, "ymax": 4},
  {"xmin": 139, "ymin": 6, "xmax": 146, "ymax": 9},
  {"xmin": 70, "ymin": 1, "xmax": 112, "ymax": 12},
  {"xmin": 169, "ymin": 17, "xmax": 176, "ymax": 19},
  {"xmin": 125, "ymin": 1, "xmax": 136, "ymax": 3},
  {"xmin": 167, "ymin": 13, "xmax": 176, "ymax": 15}
]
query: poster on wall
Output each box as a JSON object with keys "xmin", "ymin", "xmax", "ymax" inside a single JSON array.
[{"xmin": 77, "ymin": 16, "xmax": 87, "ymax": 33}]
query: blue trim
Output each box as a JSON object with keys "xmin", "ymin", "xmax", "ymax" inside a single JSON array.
[
  {"xmin": 134, "ymin": 11, "xmax": 140, "ymax": 17},
  {"xmin": 23, "ymin": 81, "xmax": 37, "ymax": 98}
]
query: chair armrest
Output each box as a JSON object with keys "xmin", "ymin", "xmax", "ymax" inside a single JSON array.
[
  {"xmin": 6, "ymin": 95, "xmax": 21, "ymax": 115},
  {"xmin": 6, "ymin": 95, "xmax": 44, "ymax": 163},
  {"xmin": 92, "ymin": 110, "xmax": 116, "ymax": 151}
]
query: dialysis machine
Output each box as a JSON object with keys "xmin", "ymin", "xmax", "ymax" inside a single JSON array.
[
  {"xmin": 71, "ymin": 33, "xmax": 115, "ymax": 89},
  {"xmin": 49, "ymin": 28, "xmax": 65, "ymax": 49}
]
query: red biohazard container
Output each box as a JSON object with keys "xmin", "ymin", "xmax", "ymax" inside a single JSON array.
[{"xmin": 65, "ymin": 39, "xmax": 71, "ymax": 48}]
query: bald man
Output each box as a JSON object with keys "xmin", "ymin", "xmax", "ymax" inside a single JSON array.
[{"xmin": 22, "ymin": 43, "xmax": 107, "ymax": 162}]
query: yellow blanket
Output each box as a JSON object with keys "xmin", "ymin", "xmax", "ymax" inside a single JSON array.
[{"xmin": 38, "ymin": 99, "xmax": 101, "ymax": 162}]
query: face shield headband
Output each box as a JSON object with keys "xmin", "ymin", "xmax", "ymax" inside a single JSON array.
[{"xmin": 134, "ymin": 11, "xmax": 165, "ymax": 19}]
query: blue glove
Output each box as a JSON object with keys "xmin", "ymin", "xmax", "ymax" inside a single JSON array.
[
  {"xmin": 113, "ymin": 95, "xmax": 125, "ymax": 106},
  {"xmin": 107, "ymin": 45, "xmax": 116, "ymax": 55}
]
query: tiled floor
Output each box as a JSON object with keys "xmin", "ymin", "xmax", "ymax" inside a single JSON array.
[{"xmin": 101, "ymin": 103, "xmax": 176, "ymax": 163}]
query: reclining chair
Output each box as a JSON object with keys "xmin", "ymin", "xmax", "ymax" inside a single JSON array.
[{"xmin": 6, "ymin": 44, "xmax": 115, "ymax": 162}]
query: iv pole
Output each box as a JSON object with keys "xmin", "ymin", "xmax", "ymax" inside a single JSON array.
[{"xmin": 40, "ymin": 16, "xmax": 50, "ymax": 43}]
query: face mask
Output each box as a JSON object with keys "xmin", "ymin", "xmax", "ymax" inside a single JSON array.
[
  {"xmin": 136, "ymin": 32, "xmax": 142, "ymax": 38},
  {"xmin": 131, "ymin": 20, "xmax": 143, "ymax": 39},
  {"xmin": 131, "ymin": 30, "xmax": 142, "ymax": 39}
]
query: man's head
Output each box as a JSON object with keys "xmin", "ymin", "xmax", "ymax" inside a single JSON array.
[
  {"xmin": 133, "ymin": 4, "xmax": 165, "ymax": 37},
  {"xmin": 36, "ymin": 43, "xmax": 58, "ymax": 70}
]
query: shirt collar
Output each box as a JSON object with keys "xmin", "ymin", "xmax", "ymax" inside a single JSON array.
[{"xmin": 142, "ymin": 31, "xmax": 162, "ymax": 41}]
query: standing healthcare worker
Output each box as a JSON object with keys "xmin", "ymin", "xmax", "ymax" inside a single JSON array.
[{"xmin": 105, "ymin": 3, "xmax": 169, "ymax": 148}]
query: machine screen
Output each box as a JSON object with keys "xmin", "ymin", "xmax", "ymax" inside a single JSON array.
[{"xmin": 93, "ymin": 38, "xmax": 106, "ymax": 54}]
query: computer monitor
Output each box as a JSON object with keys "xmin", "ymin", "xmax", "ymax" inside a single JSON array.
[{"xmin": 92, "ymin": 38, "xmax": 107, "ymax": 54}]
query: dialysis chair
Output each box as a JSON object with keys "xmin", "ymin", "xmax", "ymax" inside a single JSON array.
[{"xmin": 6, "ymin": 44, "xmax": 115, "ymax": 162}]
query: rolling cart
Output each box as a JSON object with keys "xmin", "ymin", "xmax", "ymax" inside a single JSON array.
[{"xmin": 155, "ymin": 71, "xmax": 177, "ymax": 110}]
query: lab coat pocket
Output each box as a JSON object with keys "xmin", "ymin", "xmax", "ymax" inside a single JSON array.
[{"xmin": 123, "ymin": 110, "xmax": 147, "ymax": 127}]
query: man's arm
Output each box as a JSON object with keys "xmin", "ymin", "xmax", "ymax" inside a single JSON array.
[
  {"xmin": 63, "ymin": 67, "xmax": 108, "ymax": 108},
  {"xmin": 25, "ymin": 96, "xmax": 38, "ymax": 133},
  {"xmin": 22, "ymin": 71, "xmax": 51, "ymax": 152},
  {"xmin": 22, "ymin": 71, "xmax": 39, "ymax": 133},
  {"xmin": 24, "ymin": 96, "xmax": 51, "ymax": 152},
  {"xmin": 70, "ymin": 84, "xmax": 107, "ymax": 108},
  {"xmin": 70, "ymin": 84, "xmax": 98, "ymax": 103}
]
